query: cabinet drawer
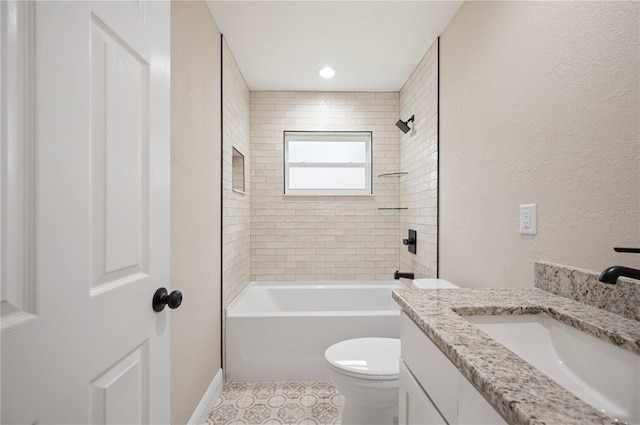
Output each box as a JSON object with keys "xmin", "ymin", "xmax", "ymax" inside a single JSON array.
[{"xmin": 400, "ymin": 312, "xmax": 458, "ymax": 424}]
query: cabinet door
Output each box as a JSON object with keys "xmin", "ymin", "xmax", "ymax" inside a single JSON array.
[
  {"xmin": 399, "ymin": 360, "xmax": 448, "ymax": 425},
  {"xmin": 458, "ymin": 375, "xmax": 507, "ymax": 425},
  {"xmin": 401, "ymin": 313, "xmax": 458, "ymax": 423}
]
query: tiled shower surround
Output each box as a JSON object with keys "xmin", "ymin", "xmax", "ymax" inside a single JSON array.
[
  {"xmin": 221, "ymin": 41, "xmax": 440, "ymax": 300},
  {"xmin": 250, "ymin": 91, "xmax": 402, "ymax": 281},
  {"xmin": 222, "ymin": 39, "xmax": 251, "ymax": 307},
  {"xmin": 399, "ymin": 40, "xmax": 439, "ymax": 277}
]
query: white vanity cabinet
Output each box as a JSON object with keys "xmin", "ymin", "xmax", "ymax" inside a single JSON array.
[
  {"xmin": 399, "ymin": 312, "xmax": 507, "ymax": 425},
  {"xmin": 399, "ymin": 360, "xmax": 448, "ymax": 424}
]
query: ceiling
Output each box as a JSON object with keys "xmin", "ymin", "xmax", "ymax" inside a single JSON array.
[{"xmin": 206, "ymin": 1, "xmax": 464, "ymax": 92}]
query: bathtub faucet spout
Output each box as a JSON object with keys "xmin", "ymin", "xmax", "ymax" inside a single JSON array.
[{"xmin": 394, "ymin": 271, "xmax": 414, "ymax": 280}]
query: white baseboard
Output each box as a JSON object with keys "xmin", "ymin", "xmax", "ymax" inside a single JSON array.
[{"xmin": 188, "ymin": 368, "xmax": 223, "ymax": 425}]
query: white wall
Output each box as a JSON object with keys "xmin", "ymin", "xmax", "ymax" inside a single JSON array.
[
  {"xmin": 170, "ymin": 2, "xmax": 222, "ymax": 423},
  {"xmin": 398, "ymin": 39, "xmax": 439, "ymax": 278},
  {"xmin": 439, "ymin": 1, "xmax": 640, "ymax": 288},
  {"xmin": 250, "ymin": 91, "xmax": 401, "ymax": 281}
]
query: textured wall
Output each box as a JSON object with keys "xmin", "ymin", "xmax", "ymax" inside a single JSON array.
[
  {"xmin": 222, "ymin": 39, "xmax": 251, "ymax": 307},
  {"xmin": 250, "ymin": 91, "xmax": 401, "ymax": 281},
  {"xmin": 439, "ymin": 1, "xmax": 640, "ymax": 288},
  {"xmin": 170, "ymin": 2, "xmax": 222, "ymax": 423},
  {"xmin": 398, "ymin": 39, "xmax": 439, "ymax": 278}
]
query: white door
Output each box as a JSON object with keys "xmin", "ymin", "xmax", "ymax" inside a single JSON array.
[{"xmin": 1, "ymin": 1, "xmax": 171, "ymax": 423}]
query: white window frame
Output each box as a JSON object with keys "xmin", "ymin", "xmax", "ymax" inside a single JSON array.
[{"xmin": 284, "ymin": 131, "xmax": 373, "ymax": 196}]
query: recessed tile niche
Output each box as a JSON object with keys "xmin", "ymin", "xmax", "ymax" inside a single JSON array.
[{"xmin": 232, "ymin": 147, "xmax": 245, "ymax": 194}]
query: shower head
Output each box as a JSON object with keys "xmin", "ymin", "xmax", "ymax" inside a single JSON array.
[{"xmin": 395, "ymin": 115, "xmax": 415, "ymax": 134}]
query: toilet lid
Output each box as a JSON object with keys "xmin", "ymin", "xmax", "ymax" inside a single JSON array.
[{"xmin": 325, "ymin": 338, "xmax": 400, "ymax": 380}]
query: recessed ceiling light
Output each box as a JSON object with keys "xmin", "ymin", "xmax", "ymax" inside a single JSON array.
[{"xmin": 319, "ymin": 66, "xmax": 336, "ymax": 79}]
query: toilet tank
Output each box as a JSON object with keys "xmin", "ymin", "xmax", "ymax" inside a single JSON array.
[{"xmin": 411, "ymin": 279, "xmax": 459, "ymax": 289}]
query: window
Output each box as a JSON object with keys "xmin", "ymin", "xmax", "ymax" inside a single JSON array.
[{"xmin": 284, "ymin": 131, "xmax": 372, "ymax": 196}]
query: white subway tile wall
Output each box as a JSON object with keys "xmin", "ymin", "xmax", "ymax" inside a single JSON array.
[
  {"xmin": 250, "ymin": 92, "xmax": 401, "ymax": 281},
  {"xmin": 222, "ymin": 40, "xmax": 251, "ymax": 307},
  {"xmin": 222, "ymin": 43, "xmax": 439, "ymax": 300},
  {"xmin": 399, "ymin": 40, "xmax": 439, "ymax": 278}
]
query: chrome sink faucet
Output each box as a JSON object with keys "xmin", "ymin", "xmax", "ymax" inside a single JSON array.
[{"xmin": 598, "ymin": 247, "xmax": 640, "ymax": 284}]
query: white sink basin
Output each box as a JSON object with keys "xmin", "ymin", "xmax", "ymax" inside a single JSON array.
[{"xmin": 464, "ymin": 314, "xmax": 640, "ymax": 424}]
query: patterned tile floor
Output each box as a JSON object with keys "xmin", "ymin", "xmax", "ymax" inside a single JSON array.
[{"xmin": 206, "ymin": 381, "xmax": 343, "ymax": 425}]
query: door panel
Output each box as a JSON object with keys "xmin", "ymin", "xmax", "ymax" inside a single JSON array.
[
  {"xmin": 90, "ymin": 14, "xmax": 150, "ymax": 294},
  {"xmin": 1, "ymin": 1, "xmax": 170, "ymax": 423},
  {"xmin": 90, "ymin": 342, "xmax": 149, "ymax": 425},
  {"xmin": 0, "ymin": 0, "xmax": 36, "ymax": 326}
]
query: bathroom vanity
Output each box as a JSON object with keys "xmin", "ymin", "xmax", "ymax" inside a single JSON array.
[
  {"xmin": 393, "ymin": 285, "xmax": 640, "ymax": 425},
  {"xmin": 399, "ymin": 311, "xmax": 506, "ymax": 424}
]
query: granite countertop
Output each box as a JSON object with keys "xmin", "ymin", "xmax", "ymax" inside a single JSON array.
[{"xmin": 392, "ymin": 287, "xmax": 640, "ymax": 425}]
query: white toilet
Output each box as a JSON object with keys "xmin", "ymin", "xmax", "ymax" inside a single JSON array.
[
  {"xmin": 325, "ymin": 279, "xmax": 459, "ymax": 425},
  {"xmin": 325, "ymin": 337, "xmax": 401, "ymax": 425}
]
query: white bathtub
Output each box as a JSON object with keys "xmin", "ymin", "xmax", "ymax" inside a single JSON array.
[{"xmin": 225, "ymin": 281, "xmax": 405, "ymax": 381}]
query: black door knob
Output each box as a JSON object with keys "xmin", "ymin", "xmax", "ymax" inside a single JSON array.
[{"xmin": 152, "ymin": 288, "xmax": 183, "ymax": 312}]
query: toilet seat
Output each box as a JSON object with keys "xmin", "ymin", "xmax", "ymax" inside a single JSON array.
[{"xmin": 325, "ymin": 337, "xmax": 400, "ymax": 381}]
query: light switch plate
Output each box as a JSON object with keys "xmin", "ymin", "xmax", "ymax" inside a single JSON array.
[{"xmin": 520, "ymin": 204, "xmax": 537, "ymax": 235}]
